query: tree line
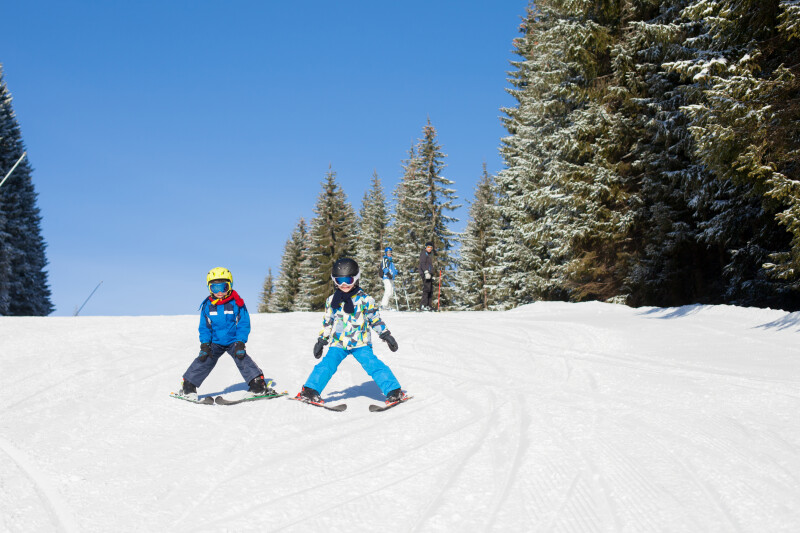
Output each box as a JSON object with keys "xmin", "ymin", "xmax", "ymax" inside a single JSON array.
[
  {"xmin": 263, "ymin": 0, "xmax": 800, "ymax": 312},
  {"xmin": 259, "ymin": 119, "xmax": 469, "ymax": 312}
]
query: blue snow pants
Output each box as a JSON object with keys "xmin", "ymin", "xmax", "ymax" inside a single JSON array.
[
  {"xmin": 183, "ymin": 342, "xmax": 262, "ymax": 387},
  {"xmin": 304, "ymin": 345, "xmax": 400, "ymax": 395}
]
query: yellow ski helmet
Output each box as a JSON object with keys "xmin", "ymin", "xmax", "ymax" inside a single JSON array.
[{"xmin": 206, "ymin": 267, "xmax": 233, "ymax": 295}]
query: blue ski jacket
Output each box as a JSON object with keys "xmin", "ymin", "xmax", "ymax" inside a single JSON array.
[
  {"xmin": 381, "ymin": 256, "xmax": 398, "ymax": 279},
  {"xmin": 198, "ymin": 294, "xmax": 250, "ymax": 346}
]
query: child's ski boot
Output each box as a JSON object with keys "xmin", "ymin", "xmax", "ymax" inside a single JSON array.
[
  {"xmin": 245, "ymin": 375, "xmax": 273, "ymax": 398},
  {"xmin": 179, "ymin": 379, "xmax": 198, "ymax": 401}
]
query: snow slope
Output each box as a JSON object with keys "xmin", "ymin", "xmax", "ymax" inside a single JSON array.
[{"xmin": 1, "ymin": 302, "xmax": 799, "ymax": 532}]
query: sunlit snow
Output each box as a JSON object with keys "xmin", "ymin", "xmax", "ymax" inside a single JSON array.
[{"xmin": 1, "ymin": 301, "xmax": 799, "ymax": 531}]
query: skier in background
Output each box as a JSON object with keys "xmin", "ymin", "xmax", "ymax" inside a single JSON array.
[
  {"xmin": 296, "ymin": 258, "xmax": 407, "ymax": 405},
  {"xmin": 379, "ymin": 246, "xmax": 398, "ymax": 310},
  {"xmin": 419, "ymin": 241, "xmax": 435, "ymax": 311},
  {"xmin": 177, "ymin": 267, "xmax": 272, "ymax": 400}
]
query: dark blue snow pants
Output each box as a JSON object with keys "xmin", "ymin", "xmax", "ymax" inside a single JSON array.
[{"xmin": 182, "ymin": 343, "xmax": 262, "ymax": 388}]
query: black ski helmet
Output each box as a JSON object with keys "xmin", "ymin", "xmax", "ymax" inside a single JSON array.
[{"xmin": 332, "ymin": 257, "xmax": 359, "ymax": 277}]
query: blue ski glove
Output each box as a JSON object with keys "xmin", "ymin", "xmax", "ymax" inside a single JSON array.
[
  {"xmin": 232, "ymin": 341, "xmax": 247, "ymax": 360},
  {"xmin": 379, "ymin": 331, "xmax": 399, "ymax": 352},
  {"xmin": 199, "ymin": 342, "xmax": 212, "ymax": 362},
  {"xmin": 313, "ymin": 337, "xmax": 328, "ymax": 359}
]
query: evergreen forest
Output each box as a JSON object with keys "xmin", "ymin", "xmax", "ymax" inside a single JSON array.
[{"xmin": 266, "ymin": 0, "xmax": 800, "ymax": 313}]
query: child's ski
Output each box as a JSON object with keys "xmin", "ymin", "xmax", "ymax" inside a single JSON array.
[
  {"xmin": 215, "ymin": 391, "xmax": 288, "ymax": 405},
  {"xmin": 288, "ymin": 396, "xmax": 347, "ymax": 412},
  {"xmin": 170, "ymin": 393, "xmax": 215, "ymax": 405},
  {"xmin": 369, "ymin": 395, "xmax": 413, "ymax": 412}
]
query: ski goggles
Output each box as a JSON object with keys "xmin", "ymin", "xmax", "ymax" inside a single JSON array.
[
  {"xmin": 331, "ymin": 273, "xmax": 360, "ymax": 286},
  {"xmin": 209, "ymin": 281, "xmax": 230, "ymax": 293}
]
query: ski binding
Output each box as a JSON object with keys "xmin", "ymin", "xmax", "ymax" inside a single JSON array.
[
  {"xmin": 170, "ymin": 392, "xmax": 215, "ymax": 405},
  {"xmin": 288, "ymin": 395, "xmax": 347, "ymax": 412},
  {"xmin": 215, "ymin": 391, "xmax": 288, "ymax": 405},
  {"xmin": 369, "ymin": 394, "xmax": 413, "ymax": 412}
]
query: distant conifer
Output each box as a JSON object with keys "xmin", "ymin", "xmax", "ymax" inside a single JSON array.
[
  {"xmin": 0, "ymin": 66, "xmax": 52, "ymax": 316},
  {"xmin": 355, "ymin": 171, "xmax": 390, "ymax": 297},
  {"xmin": 302, "ymin": 167, "xmax": 357, "ymax": 310}
]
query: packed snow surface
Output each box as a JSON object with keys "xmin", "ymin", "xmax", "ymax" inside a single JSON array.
[{"xmin": 1, "ymin": 302, "xmax": 800, "ymax": 532}]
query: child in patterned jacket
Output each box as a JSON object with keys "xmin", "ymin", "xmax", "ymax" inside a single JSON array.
[{"xmin": 296, "ymin": 257, "xmax": 406, "ymax": 405}]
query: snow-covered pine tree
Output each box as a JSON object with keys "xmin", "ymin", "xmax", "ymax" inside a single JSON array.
[
  {"xmin": 273, "ymin": 218, "xmax": 307, "ymax": 312},
  {"xmin": 389, "ymin": 144, "xmax": 426, "ymax": 307},
  {"xmin": 667, "ymin": 0, "xmax": 800, "ymax": 308},
  {"xmin": 495, "ymin": 0, "xmax": 628, "ymax": 306},
  {"xmin": 292, "ymin": 222, "xmax": 316, "ymax": 312},
  {"xmin": 606, "ymin": 0, "xmax": 715, "ymax": 306},
  {"xmin": 354, "ymin": 170, "xmax": 390, "ymax": 297},
  {"xmin": 415, "ymin": 119, "xmax": 460, "ymax": 308},
  {"xmin": 492, "ymin": 3, "xmax": 557, "ymax": 307},
  {"xmin": 257, "ymin": 268, "xmax": 275, "ymax": 313},
  {"xmin": 0, "ymin": 67, "xmax": 52, "ymax": 316},
  {"xmin": 302, "ymin": 167, "xmax": 357, "ymax": 311},
  {"xmin": 453, "ymin": 163, "xmax": 501, "ymax": 310}
]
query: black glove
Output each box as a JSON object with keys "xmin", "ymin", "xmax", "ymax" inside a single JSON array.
[
  {"xmin": 232, "ymin": 341, "xmax": 247, "ymax": 360},
  {"xmin": 387, "ymin": 273, "xmax": 393, "ymax": 280},
  {"xmin": 379, "ymin": 331, "xmax": 399, "ymax": 352},
  {"xmin": 313, "ymin": 337, "xmax": 328, "ymax": 359},
  {"xmin": 199, "ymin": 342, "xmax": 212, "ymax": 361}
]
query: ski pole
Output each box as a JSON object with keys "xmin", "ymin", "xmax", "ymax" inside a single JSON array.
[
  {"xmin": 0, "ymin": 152, "xmax": 27, "ymax": 191},
  {"xmin": 392, "ymin": 279, "xmax": 400, "ymax": 311},
  {"xmin": 74, "ymin": 281, "xmax": 103, "ymax": 316},
  {"xmin": 437, "ymin": 270, "xmax": 442, "ymax": 311}
]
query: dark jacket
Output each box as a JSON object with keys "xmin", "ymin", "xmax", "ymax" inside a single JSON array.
[{"xmin": 419, "ymin": 249, "xmax": 434, "ymax": 278}]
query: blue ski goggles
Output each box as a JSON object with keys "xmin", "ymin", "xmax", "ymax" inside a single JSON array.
[
  {"xmin": 209, "ymin": 281, "xmax": 230, "ymax": 293},
  {"xmin": 331, "ymin": 273, "xmax": 360, "ymax": 286}
]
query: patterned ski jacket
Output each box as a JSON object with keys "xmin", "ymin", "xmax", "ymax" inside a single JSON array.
[
  {"xmin": 198, "ymin": 294, "xmax": 250, "ymax": 346},
  {"xmin": 318, "ymin": 289, "xmax": 388, "ymax": 349}
]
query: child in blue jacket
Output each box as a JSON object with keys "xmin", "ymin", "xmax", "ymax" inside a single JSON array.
[
  {"xmin": 177, "ymin": 267, "xmax": 271, "ymax": 400},
  {"xmin": 296, "ymin": 258, "xmax": 407, "ymax": 405}
]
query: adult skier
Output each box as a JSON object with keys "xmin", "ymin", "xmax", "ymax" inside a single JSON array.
[
  {"xmin": 419, "ymin": 241, "xmax": 435, "ymax": 311},
  {"xmin": 296, "ymin": 258, "xmax": 407, "ymax": 405},
  {"xmin": 379, "ymin": 246, "xmax": 398, "ymax": 310},
  {"xmin": 176, "ymin": 267, "xmax": 273, "ymax": 400}
]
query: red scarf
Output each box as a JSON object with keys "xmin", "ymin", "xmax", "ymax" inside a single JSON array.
[{"xmin": 209, "ymin": 290, "xmax": 244, "ymax": 307}]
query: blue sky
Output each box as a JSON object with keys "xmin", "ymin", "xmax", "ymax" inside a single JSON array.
[{"xmin": 1, "ymin": 1, "xmax": 526, "ymax": 316}]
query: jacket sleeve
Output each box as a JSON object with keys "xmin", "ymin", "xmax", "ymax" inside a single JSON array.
[
  {"xmin": 236, "ymin": 304, "xmax": 251, "ymax": 343},
  {"xmin": 318, "ymin": 296, "xmax": 335, "ymax": 339},
  {"xmin": 198, "ymin": 302, "xmax": 212, "ymax": 343},
  {"xmin": 365, "ymin": 295, "xmax": 388, "ymax": 335}
]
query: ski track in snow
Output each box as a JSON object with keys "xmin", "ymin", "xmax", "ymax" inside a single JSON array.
[{"xmin": 1, "ymin": 302, "xmax": 800, "ymax": 532}]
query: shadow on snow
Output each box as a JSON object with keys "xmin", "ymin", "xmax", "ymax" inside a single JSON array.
[{"xmin": 324, "ymin": 381, "xmax": 385, "ymax": 402}]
